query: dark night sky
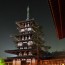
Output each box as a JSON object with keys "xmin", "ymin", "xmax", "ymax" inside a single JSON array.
[{"xmin": 0, "ymin": 0, "xmax": 65, "ymax": 58}]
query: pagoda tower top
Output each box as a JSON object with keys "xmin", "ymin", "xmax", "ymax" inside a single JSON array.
[{"xmin": 26, "ymin": 6, "xmax": 30, "ymax": 21}]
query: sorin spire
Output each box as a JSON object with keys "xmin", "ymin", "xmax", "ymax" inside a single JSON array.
[{"xmin": 26, "ymin": 6, "xmax": 29, "ymax": 21}]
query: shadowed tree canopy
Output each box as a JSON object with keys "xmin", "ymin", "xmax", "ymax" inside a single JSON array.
[{"xmin": 32, "ymin": 21, "xmax": 51, "ymax": 51}]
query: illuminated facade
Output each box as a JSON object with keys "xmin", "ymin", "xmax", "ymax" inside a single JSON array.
[
  {"xmin": 5, "ymin": 51, "xmax": 65, "ymax": 65},
  {"xmin": 5, "ymin": 19, "xmax": 39, "ymax": 65}
]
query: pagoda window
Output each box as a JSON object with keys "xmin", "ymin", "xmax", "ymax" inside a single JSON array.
[
  {"xmin": 24, "ymin": 52, "xmax": 27, "ymax": 56},
  {"xmin": 30, "ymin": 41, "xmax": 33, "ymax": 44},
  {"xmin": 25, "ymin": 36, "xmax": 27, "ymax": 40},
  {"xmin": 25, "ymin": 28, "xmax": 28, "ymax": 31},
  {"xmin": 28, "ymin": 35, "xmax": 31, "ymax": 39},
  {"xmin": 27, "ymin": 42, "xmax": 31, "ymax": 46},
  {"xmin": 20, "ymin": 29, "xmax": 25, "ymax": 32},
  {"xmin": 27, "ymin": 23, "xmax": 30, "ymax": 27},
  {"xmin": 26, "ymin": 59, "xmax": 31, "ymax": 62},
  {"xmin": 20, "ymin": 47, "xmax": 23, "ymax": 49},
  {"xmin": 23, "ymin": 42, "xmax": 27, "ymax": 43},
  {"xmin": 24, "ymin": 47, "xmax": 27, "ymax": 49},
  {"xmin": 28, "ymin": 52, "xmax": 32, "ymax": 55},
  {"xmin": 22, "ymin": 36, "xmax": 24, "ymax": 40},
  {"xmin": 25, "ymin": 23, "xmax": 27, "ymax": 27},
  {"xmin": 28, "ymin": 28, "xmax": 32, "ymax": 31},
  {"xmin": 19, "ymin": 52, "xmax": 22, "ymax": 56},
  {"xmin": 18, "ymin": 42, "xmax": 22, "ymax": 46},
  {"xmin": 28, "ymin": 41, "xmax": 33, "ymax": 46}
]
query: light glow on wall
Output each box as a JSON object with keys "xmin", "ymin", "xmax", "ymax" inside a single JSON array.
[
  {"xmin": 20, "ymin": 29, "xmax": 25, "ymax": 32},
  {"xmin": 32, "ymin": 58, "xmax": 35, "ymax": 63},
  {"xmin": 18, "ymin": 42, "xmax": 22, "ymax": 46},
  {"xmin": 26, "ymin": 59, "xmax": 31, "ymax": 63},
  {"xmin": 62, "ymin": 63, "xmax": 64, "ymax": 65}
]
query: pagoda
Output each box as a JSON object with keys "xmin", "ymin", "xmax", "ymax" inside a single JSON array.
[
  {"xmin": 5, "ymin": 6, "xmax": 46, "ymax": 65},
  {"xmin": 4, "ymin": 2, "xmax": 65, "ymax": 65}
]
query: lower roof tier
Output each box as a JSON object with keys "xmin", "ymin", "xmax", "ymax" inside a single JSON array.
[
  {"xmin": 6, "ymin": 55, "xmax": 36, "ymax": 59},
  {"xmin": 6, "ymin": 55, "xmax": 44, "ymax": 60},
  {"xmin": 5, "ymin": 51, "xmax": 65, "ymax": 62},
  {"xmin": 5, "ymin": 49, "xmax": 37, "ymax": 55}
]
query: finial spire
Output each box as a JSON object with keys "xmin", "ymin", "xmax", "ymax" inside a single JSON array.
[{"xmin": 26, "ymin": 6, "xmax": 29, "ymax": 21}]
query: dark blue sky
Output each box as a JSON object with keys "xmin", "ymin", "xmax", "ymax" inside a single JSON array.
[{"xmin": 0, "ymin": 0, "xmax": 65, "ymax": 58}]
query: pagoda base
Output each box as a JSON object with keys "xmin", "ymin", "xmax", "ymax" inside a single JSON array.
[
  {"xmin": 5, "ymin": 58, "xmax": 43, "ymax": 65},
  {"xmin": 12, "ymin": 58, "xmax": 37, "ymax": 65}
]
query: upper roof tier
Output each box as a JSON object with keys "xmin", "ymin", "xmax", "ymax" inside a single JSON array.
[{"xmin": 16, "ymin": 19, "xmax": 38, "ymax": 29}]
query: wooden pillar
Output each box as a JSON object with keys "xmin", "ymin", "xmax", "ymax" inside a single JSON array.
[
  {"xmin": 13, "ymin": 59, "xmax": 21, "ymax": 65},
  {"xmin": 40, "ymin": 60, "xmax": 43, "ymax": 65},
  {"xmin": 13, "ymin": 59, "xmax": 16, "ymax": 65},
  {"xmin": 8, "ymin": 63, "xmax": 9, "ymax": 65},
  {"xmin": 16, "ymin": 59, "xmax": 21, "ymax": 65},
  {"xmin": 31, "ymin": 59, "xmax": 32, "ymax": 65},
  {"xmin": 31, "ymin": 58, "xmax": 36, "ymax": 65}
]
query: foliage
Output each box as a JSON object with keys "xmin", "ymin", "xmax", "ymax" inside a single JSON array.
[
  {"xmin": 0, "ymin": 58, "xmax": 6, "ymax": 65},
  {"xmin": 32, "ymin": 21, "xmax": 51, "ymax": 65},
  {"xmin": 32, "ymin": 21, "xmax": 51, "ymax": 51}
]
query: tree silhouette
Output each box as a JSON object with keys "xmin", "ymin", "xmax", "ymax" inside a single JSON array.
[{"xmin": 32, "ymin": 21, "xmax": 51, "ymax": 65}]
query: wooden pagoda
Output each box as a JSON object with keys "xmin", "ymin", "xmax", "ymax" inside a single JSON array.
[
  {"xmin": 5, "ymin": 6, "xmax": 46, "ymax": 65},
  {"xmin": 4, "ymin": 5, "xmax": 65, "ymax": 65}
]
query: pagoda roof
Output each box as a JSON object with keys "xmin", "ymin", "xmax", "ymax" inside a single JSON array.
[
  {"xmin": 15, "ymin": 32, "xmax": 33, "ymax": 37},
  {"xmin": 16, "ymin": 19, "xmax": 35, "ymax": 23},
  {"xmin": 14, "ymin": 38, "xmax": 32, "ymax": 43},
  {"xmin": 48, "ymin": 0, "xmax": 65, "ymax": 39},
  {"xmin": 5, "ymin": 49, "xmax": 37, "ymax": 55},
  {"xmin": 6, "ymin": 55, "xmax": 36, "ymax": 60},
  {"xmin": 16, "ymin": 19, "xmax": 36, "ymax": 28},
  {"xmin": 5, "ymin": 51, "xmax": 65, "ymax": 61},
  {"xmin": 42, "ymin": 51, "xmax": 65, "ymax": 60},
  {"xmin": 12, "ymin": 33, "xmax": 33, "ymax": 42}
]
